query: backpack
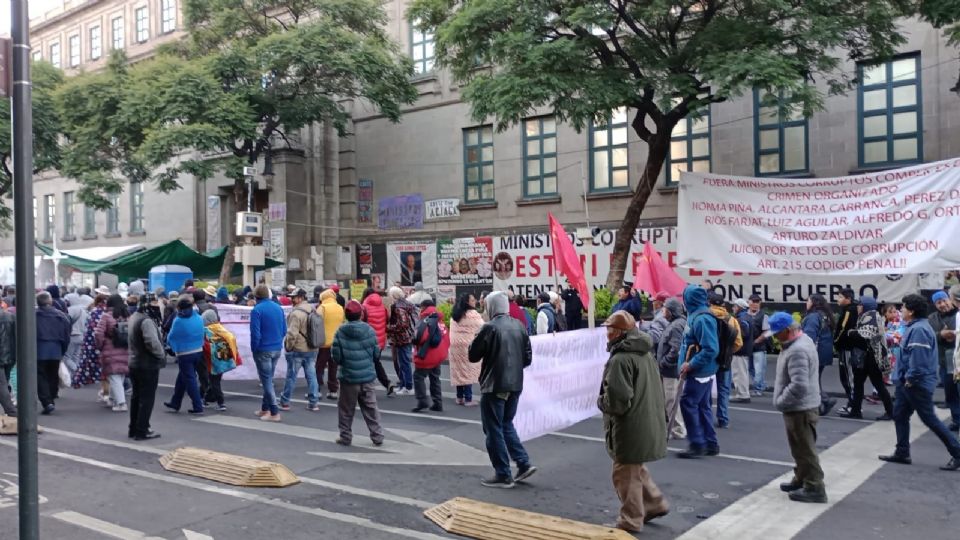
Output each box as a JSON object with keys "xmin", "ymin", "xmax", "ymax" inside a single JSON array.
[
  {"xmin": 702, "ymin": 313, "xmax": 737, "ymax": 371},
  {"xmin": 305, "ymin": 308, "xmax": 326, "ymax": 349},
  {"xmin": 428, "ymin": 317, "xmax": 446, "ymax": 348},
  {"xmin": 112, "ymin": 319, "xmax": 130, "ymax": 348}
]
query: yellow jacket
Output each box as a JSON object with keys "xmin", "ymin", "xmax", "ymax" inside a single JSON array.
[
  {"xmin": 710, "ymin": 305, "xmax": 743, "ymax": 352},
  {"xmin": 318, "ymin": 290, "xmax": 345, "ymax": 349}
]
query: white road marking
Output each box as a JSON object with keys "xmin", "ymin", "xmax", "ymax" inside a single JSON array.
[
  {"xmin": 676, "ymin": 410, "xmax": 951, "ymax": 539},
  {"xmin": 193, "ymin": 415, "xmax": 487, "ymax": 466},
  {"xmin": 0, "ymin": 440, "xmax": 448, "ymax": 540},
  {"xmin": 32, "ymin": 425, "xmax": 437, "ymax": 509},
  {"xmin": 182, "ymin": 530, "xmax": 214, "ymax": 540},
  {"xmin": 50, "ymin": 511, "xmax": 165, "ymax": 540}
]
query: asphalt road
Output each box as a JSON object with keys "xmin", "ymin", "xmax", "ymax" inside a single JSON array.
[{"xmin": 1, "ymin": 357, "xmax": 958, "ymax": 540}]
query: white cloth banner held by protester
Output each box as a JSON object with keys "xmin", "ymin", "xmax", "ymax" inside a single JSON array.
[{"xmin": 677, "ymin": 158, "xmax": 960, "ymax": 275}]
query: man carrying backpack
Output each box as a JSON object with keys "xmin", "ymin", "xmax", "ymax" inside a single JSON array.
[
  {"xmin": 708, "ymin": 293, "xmax": 742, "ymax": 429},
  {"xmin": 677, "ymin": 285, "xmax": 721, "ymax": 459},
  {"xmin": 281, "ymin": 289, "xmax": 321, "ymax": 411},
  {"xmin": 387, "ymin": 287, "xmax": 417, "ymax": 395},
  {"xmin": 412, "ymin": 300, "xmax": 450, "ymax": 413}
]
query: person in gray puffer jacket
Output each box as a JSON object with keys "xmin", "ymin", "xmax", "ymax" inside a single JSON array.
[
  {"xmin": 656, "ymin": 297, "xmax": 687, "ymax": 440},
  {"xmin": 770, "ymin": 311, "xmax": 826, "ymax": 504}
]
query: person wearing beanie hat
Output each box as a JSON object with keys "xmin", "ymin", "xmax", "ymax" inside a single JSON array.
[
  {"xmin": 929, "ymin": 289, "xmax": 960, "ymax": 431},
  {"xmin": 387, "ymin": 286, "xmax": 417, "ymax": 394},
  {"xmin": 657, "ymin": 297, "xmax": 687, "ymax": 440},
  {"xmin": 880, "ymin": 294, "xmax": 960, "ymax": 471},
  {"xmin": 250, "ymin": 283, "xmax": 287, "ymax": 422},
  {"xmin": 769, "ymin": 311, "xmax": 827, "ymax": 503},
  {"xmin": 163, "ymin": 295, "xmax": 206, "ymax": 415},
  {"xmin": 599, "ymin": 310, "xmax": 669, "ymax": 532},
  {"xmin": 330, "ymin": 300, "xmax": 385, "ymax": 447},
  {"xmin": 215, "ymin": 287, "xmax": 230, "ymax": 304},
  {"xmin": 201, "ymin": 309, "xmax": 241, "ymax": 412},
  {"xmin": 833, "ymin": 288, "xmax": 860, "ymax": 405}
]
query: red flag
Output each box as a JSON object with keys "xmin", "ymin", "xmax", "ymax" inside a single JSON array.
[
  {"xmin": 634, "ymin": 241, "xmax": 687, "ymax": 297},
  {"xmin": 548, "ymin": 213, "xmax": 590, "ymax": 308}
]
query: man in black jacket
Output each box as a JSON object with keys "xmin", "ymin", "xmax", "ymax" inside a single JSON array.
[
  {"xmin": 469, "ymin": 291, "xmax": 536, "ymax": 489},
  {"xmin": 128, "ymin": 294, "xmax": 166, "ymax": 440},
  {"xmin": 833, "ymin": 288, "xmax": 858, "ymax": 403},
  {"xmin": 561, "ymin": 285, "xmax": 584, "ymax": 331},
  {"xmin": 929, "ymin": 290, "xmax": 959, "ymax": 431},
  {"xmin": 36, "ymin": 292, "xmax": 71, "ymax": 415}
]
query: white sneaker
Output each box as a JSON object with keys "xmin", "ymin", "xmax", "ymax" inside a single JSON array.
[
  {"xmin": 327, "ymin": 392, "xmax": 339, "ymax": 400},
  {"xmin": 112, "ymin": 403, "xmax": 128, "ymax": 412}
]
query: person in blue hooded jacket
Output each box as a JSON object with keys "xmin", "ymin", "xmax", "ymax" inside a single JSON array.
[
  {"xmin": 676, "ymin": 285, "xmax": 720, "ymax": 459},
  {"xmin": 612, "ymin": 286, "xmax": 643, "ymax": 321}
]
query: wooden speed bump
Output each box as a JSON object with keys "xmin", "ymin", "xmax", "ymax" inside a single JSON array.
[
  {"xmin": 424, "ymin": 497, "xmax": 635, "ymax": 540},
  {"xmin": 0, "ymin": 415, "xmax": 15, "ymax": 436},
  {"xmin": 159, "ymin": 447, "xmax": 299, "ymax": 487}
]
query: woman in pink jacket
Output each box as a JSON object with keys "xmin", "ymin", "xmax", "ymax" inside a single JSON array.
[
  {"xmin": 449, "ymin": 293, "xmax": 483, "ymax": 406},
  {"xmin": 362, "ymin": 288, "xmax": 395, "ymax": 396},
  {"xmin": 94, "ymin": 294, "xmax": 131, "ymax": 412}
]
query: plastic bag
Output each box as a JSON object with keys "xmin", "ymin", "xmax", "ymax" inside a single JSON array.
[{"xmin": 59, "ymin": 362, "xmax": 71, "ymax": 389}]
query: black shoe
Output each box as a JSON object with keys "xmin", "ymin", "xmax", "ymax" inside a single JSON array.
[
  {"xmin": 875, "ymin": 413, "xmax": 893, "ymax": 421},
  {"xmin": 941, "ymin": 458, "xmax": 960, "ymax": 471},
  {"xmin": 134, "ymin": 431, "xmax": 161, "ymax": 441},
  {"xmin": 788, "ymin": 487, "xmax": 828, "ymax": 503},
  {"xmin": 163, "ymin": 402, "xmax": 179, "ymax": 413},
  {"xmin": 837, "ymin": 408, "xmax": 863, "ymax": 419},
  {"xmin": 706, "ymin": 446, "xmax": 720, "ymax": 456},
  {"xmin": 819, "ymin": 399, "xmax": 837, "ymax": 416},
  {"xmin": 515, "ymin": 465, "xmax": 538, "ymax": 483},
  {"xmin": 187, "ymin": 409, "xmax": 204, "ymax": 415},
  {"xmin": 41, "ymin": 404, "xmax": 55, "ymax": 415},
  {"xmin": 779, "ymin": 480, "xmax": 803, "ymax": 492},
  {"xmin": 386, "ymin": 385, "xmax": 396, "ymax": 397},
  {"xmin": 411, "ymin": 406, "xmax": 428, "ymax": 413},
  {"xmin": 429, "ymin": 404, "xmax": 443, "ymax": 412},
  {"xmin": 480, "ymin": 475, "xmax": 515, "ymax": 489},
  {"xmin": 878, "ymin": 454, "xmax": 912, "ymax": 465},
  {"xmin": 730, "ymin": 398, "xmax": 751, "ymax": 404},
  {"xmin": 716, "ymin": 422, "xmax": 729, "ymax": 429},
  {"xmin": 677, "ymin": 447, "xmax": 706, "ymax": 459}
]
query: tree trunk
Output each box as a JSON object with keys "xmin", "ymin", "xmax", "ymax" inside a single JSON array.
[
  {"xmin": 604, "ymin": 134, "xmax": 670, "ymax": 290},
  {"xmin": 217, "ymin": 178, "xmax": 246, "ymax": 284}
]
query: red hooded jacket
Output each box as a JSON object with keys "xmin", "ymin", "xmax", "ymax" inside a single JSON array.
[
  {"xmin": 414, "ymin": 306, "xmax": 450, "ymax": 370},
  {"xmin": 362, "ymin": 294, "xmax": 388, "ymax": 349}
]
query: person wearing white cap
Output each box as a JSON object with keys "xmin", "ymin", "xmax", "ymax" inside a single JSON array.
[{"xmin": 730, "ymin": 299, "xmax": 754, "ymax": 403}]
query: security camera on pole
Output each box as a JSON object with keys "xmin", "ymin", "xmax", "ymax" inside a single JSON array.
[{"xmin": 236, "ymin": 166, "xmax": 265, "ymax": 286}]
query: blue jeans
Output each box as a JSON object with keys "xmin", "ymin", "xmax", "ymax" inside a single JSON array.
[
  {"xmin": 396, "ymin": 345, "xmax": 413, "ymax": 390},
  {"xmin": 456, "ymin": 384, "xmax": 474, "ymax": 402},
  {"xmin": 480, "ymin": 392, "xmax": 530, "ymax": 479},
  {"xmin": 752, "ymin": 351, "xmax": 767, "ymax": 392},
  {"xmin": 254, "ymin": 350, "xmax": 281, "ymax": 415},
  {"xmin": 715, "ymin": 370, "xmax": 731, "ymax": 426},
  {"xmin": 281, "ymin": 351, "xmax": 319, "ymax": 406},
  {"xmin": 680, "ymin": 377, "xmax": 718, "ymax": 450},
  {"xmin": 893, "ymin": 383, "xmax": 960, "ymax": 459},
  {"xmin": 169, "ymin": 352, "xmax": 204, "ymax": 412},
  {"xmin": 939, "ymin": 362, "xmax": 960, "ymax": 425}
]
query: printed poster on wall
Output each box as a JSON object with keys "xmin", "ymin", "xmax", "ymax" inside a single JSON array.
[
  {"xmin": 358, "ymin": 179, "xmax": 374, "ymax": 224},
  {"xmin": 357, "ymin": 244, "xmax": 373, "ymax": 275},
  {"xmin": 370, "ymin": 273, "xmax": 386, "ymax": 292},
  {"xmin": 491, "ymin": 227, "xmax": 920, "ymax": 304},
  {"xmin": 378, "ymin": 193, "xmax": 424, "ymax": 230},
  {"xmin": 268, "ymin": 227, "xmax": 285, "ymax": 261},
  {"xmin": 387, "ymin": 241, "xmax": 437, "ymax": 291},
  {"xmin": 677, "ymin": 159, "xmax": 960, "ymax": 275},
  {"xmin": 350, "ymin": 279, "xmax": 368, "ymax": 301},
  {"xmin": 437, "ymin": 237, "xmax": 493, "ymax": 285}
]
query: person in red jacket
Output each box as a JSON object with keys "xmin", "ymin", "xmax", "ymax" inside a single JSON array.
[
  {"xmin": 361, "ymin": 288, "xmax": 395, "ymax": 396},
  {"xmin": 412, "ymin": 300, "xmax": 450, "ymax": 413}
]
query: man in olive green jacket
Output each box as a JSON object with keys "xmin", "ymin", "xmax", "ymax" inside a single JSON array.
[{"xmin": 598, "ymin": 310, "xmax": 669, "ymax": 533}]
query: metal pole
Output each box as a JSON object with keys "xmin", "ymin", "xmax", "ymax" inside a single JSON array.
[{"xmin": 11, "ymin": 1, "xmax": 38, "ymax": 539}]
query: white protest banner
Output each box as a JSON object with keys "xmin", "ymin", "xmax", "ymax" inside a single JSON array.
[
  {"xmin": 491, "ymin": 228, "xmax": 919, "ymax": 304},
  {"xmin": 678, "ymin": 158, "xmax": 960, "ymax": 276},
  {"xmin": 387, "ymin": 241, "xmax": 437, "ymax": 290},
  {"xmin": 515, "ymin": 327, "xmax": 606, "ymax": 441},
  {"xmin": 219, "ymin": 304, "xmax": 292, "ymax": 381}
]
